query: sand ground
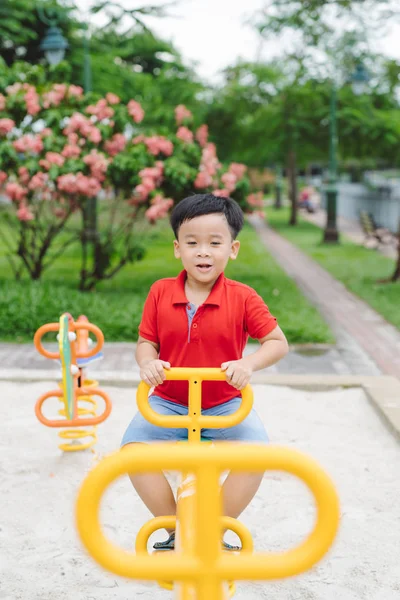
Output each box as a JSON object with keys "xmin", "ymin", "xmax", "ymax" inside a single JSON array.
[{"xmin": 1, "ymin": 381, "xmax": 399, "ymax": 600}]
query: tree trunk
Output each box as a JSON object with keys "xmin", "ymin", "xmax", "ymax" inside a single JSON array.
[
  {"xmin": 391, "ymin": 219, "xmax": 400, "ymax": 282},
  {"xmin": 287, "ymin": 149, "xmax": 297, "ymax": 226}
]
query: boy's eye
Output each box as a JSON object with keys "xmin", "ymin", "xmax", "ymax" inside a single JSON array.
[
  {"xmin": 211, "ymin": 242, "xmax": 221, "ymax": 246},
  {"xmin": 187, "ymin": 241, "xmax": 196, "ymax": 245}
]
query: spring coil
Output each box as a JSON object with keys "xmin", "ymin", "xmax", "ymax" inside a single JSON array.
[{"xmin": 57, "ymin": 380, "xmax": 99, "ymax": 453}]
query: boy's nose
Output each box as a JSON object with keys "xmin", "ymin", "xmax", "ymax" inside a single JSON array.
[{"xmin": 197, "ymin": 249, "xmax": 210, "ymax": 257}]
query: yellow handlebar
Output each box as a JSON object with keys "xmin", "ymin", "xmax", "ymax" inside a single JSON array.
[
  {"xmin": 137, "ymin": 368, "xmax": 253, "ymax": 442},
  {"xmin": 76, "ymin": 444, "xmax": 340, "ymax": 582}
]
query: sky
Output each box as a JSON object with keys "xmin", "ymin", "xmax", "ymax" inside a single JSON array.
[{"xmin": 75, "ymin": 0, "xmax": 400, "ymax": 83}]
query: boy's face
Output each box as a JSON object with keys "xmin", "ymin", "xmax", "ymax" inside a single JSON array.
[{"xmin": 173, "ymin": 213, "xmax": 240, "ymax": 284}]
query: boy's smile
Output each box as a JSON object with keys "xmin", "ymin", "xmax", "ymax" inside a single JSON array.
[{"xmin": 173, "ymin": 213, "xmax": 240, "ymax": 289}]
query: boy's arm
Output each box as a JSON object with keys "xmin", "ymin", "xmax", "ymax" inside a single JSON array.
[
  {"xmin": 136, "ymin": 336, "xmax": 170, "ymax": 386},
  {"xmin": 221, "ymin": 326, "xmax": 289, "ymax": 390},
  {"xmin": 242, "ymin": 326, "xmax": 289, "ymax": 372},
  {"xmin": 135, "ymin": 335, "xmax": 159, "ymax": 367}
]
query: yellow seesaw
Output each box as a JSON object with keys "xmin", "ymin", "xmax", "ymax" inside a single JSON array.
[{"xmin": 76, "ymin": 368, "xmax": 340, "ymax": 600}]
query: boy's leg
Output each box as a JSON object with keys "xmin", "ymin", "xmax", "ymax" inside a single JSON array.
[
  {"xmin": 121, "ymin": 396, "xmax": 187, "ymax": 535},
  {"xmin": 124, "ymin": 449, "xmax": 176, "ymax": 535},
  {"xmin": 203, "ymin": 397, "xmax": 268, "ymax": 519},
  {"xmin": 222, "ymin": 472, "xmax": 264, "ymax": 518}
]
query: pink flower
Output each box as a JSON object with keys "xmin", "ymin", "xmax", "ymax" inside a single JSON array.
[
  {"xmin": 213, "ymin": 189, "xmax": 230, "ymax": 198},
  {"xmin": 221, "ymin": 172, "xmax": 237, "ymax": 193},
  {"xmin": 25, "ymin": 86, "xmax": 41, "ymax": 115},
  {"xmin": 106, "ymin": 93, "xmax": 120, "ymax": 105},
  {"xmin": 64, "ymin": 113, "xmax": 102, "ymax": 143},
  {"xmin": 17, "ymin": 203, "xmax": 34, "ymax": 221},
  {"xmin": 88, "ymin": 127, "xmax": 102, "ymax": 144},
  {"xmin": 195, "ymin": 124, "xmax": 208, "ymax": 147},
  {"xmin": 13, "ymin": 135, "xmax": 43, "ymax": 154},
  {"xmin": 175, "ymin": 104, "xmax": 192, "ymax": 126},
  {"xmin": 194, "ymin": 171, "xmax": 212, "ymax": 189},
  {"xmin": 144, "ymin": 136, "xmax": 173, "ymax": 156},
  {"xmin": 45, "ymin": 152, "xmax": 65, "ymax": 167},
  {"xmin": 127, "ymin": 99, "xmax": 145, "ymax": 123},
  {"xmin": 18, "ymin": 167, "xmax": 30, "ymax": 185},
  {"xmin": 62, "ymin": 144, "xmax": 81, "ymax": 158},
  {"xmin": 83, "ymin": 150, "xmax": 109, "ymax": 181},
  {"xmin": 57, "ymin": 174, "xmax": 78, "ymax": 194},
  {"xmin": 5, "ymin": 182, "xmax": 28, "ymax": 202},
  {"xmin": 141, "ymin": 177, "xmax": 156, "ymax": 193},
  {"xmin": 145, "ymin": 197, "xmax": 174, "ymax": 223},
  {"xmin": 229, "ymin": 162, "xmax": 247, "ymax": 179},
  {"xmin": 68, "ymin": 85, "xmax": 83, "ymax": 97},
  {"xmin": 0, "ymin": 118, "xmax": 15, "ymax": 135},
  {"xmin": 0, "ymin": 94, "xmax": 6, "ymax": 111},
  {"xmin": 139, "ymin": 167, "xmax": 162, "ymax": 181},
  {"xmin": 29, "ymin": 172, "xmax": 48, "ymax": 191},
  {"xmin": 57, "ymin": 173, "xmax": 101, "ymax": 197},
  {"xmin": 133, "ymin": 184, "xmax": 150, "ymax": 202},
  {"xmin": 132, "ymin": 134, "xmax": 145, "ymax": 145},
  {"xmin": 6, "ymin": 82, "xmax": 26, "ymax": 95},
  {"xmin": 104, "ymin": 133, "xmax": 127, "ymax": 156},
  {"xmin": 0, "ymin": 171, "xmax": 7, "ymax": 185},
  {"xmin": 176, "ymin": 126, "xmax": 194, "ymax": 144},
  {"xmin": 40, "ymin": 128, "xmax": 52, "ymax": 138},
  {"xmin": 198, "ymin": 142, "xmax": 220, "ymax": 179},
  {"xmin": 86, "ymin": 99, "xmax": 114, "ymax": 121},
  {"xmin": 76, "ymin": 173, "xmax": 101, "ymax": 197},
  {"xmin": 247, "ymin": 192, "xmax": 264, "ymax": 207},
  {"xmin": 42, "ymin": 84, "xmax": 67, "ymax": 108}
]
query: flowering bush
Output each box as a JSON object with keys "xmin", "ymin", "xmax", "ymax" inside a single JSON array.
[{"xmin": 0, "ymin": 83, "xmax": 256, "ymax": 289}]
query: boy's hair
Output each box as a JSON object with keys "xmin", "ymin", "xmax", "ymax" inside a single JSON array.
[{"xmin": 170, "ymin": 193, "xmax": 244, "ymax": 239}]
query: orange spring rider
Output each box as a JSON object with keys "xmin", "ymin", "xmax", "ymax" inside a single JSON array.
[{"xmin": 34, "ymin": 313, "xmax": 112, "ymax": 452}]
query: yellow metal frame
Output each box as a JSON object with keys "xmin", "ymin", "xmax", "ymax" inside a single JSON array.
[{"xmin": 76, "ymin": 368, "xmax": 340, "ymax": 600}]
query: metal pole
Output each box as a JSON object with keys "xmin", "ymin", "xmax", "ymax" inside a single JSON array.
[
  {"xmin": 83, "ymin": 27, "xmax": 92, "ymax": 93},
  {"xmin": 323, "ymin": 83, "xmax": 339, "ymax": 243},
  {"xmin": 82, "ymin": 25, "xmax": 97, "ymax": 266}
]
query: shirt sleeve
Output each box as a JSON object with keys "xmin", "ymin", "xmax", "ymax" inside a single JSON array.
[
  {"xmin": 244, "ymin": 289, "xmax": 277, "ymax": 340},
  {"xmin": 138, "ymin": 285, "xmax": 159, "ymax": 344}
]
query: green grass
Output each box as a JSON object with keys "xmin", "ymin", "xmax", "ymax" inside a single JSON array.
[
  {"xmin": 267, "ymin": 207, "xmax": 400, "ymax": 330},
  {"xmin": 0, "ymin": 218, "xmax": 334, "ymax": 344}
]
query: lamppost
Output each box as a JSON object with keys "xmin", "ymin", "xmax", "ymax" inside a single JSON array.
[
  {"xmin": 274, "ymin": 164, "xmax": 283, "ymax": 209},
  {"xmin": 39, "ymin": 8, "xmax": 96, "ymax": 260},
  {"xmin": 323, "ymin": 62, "xmax": 370, "ymax": 243},
  {"xmin": 38, "ymin": 6, "xmax": 69, "ymax": 66}
]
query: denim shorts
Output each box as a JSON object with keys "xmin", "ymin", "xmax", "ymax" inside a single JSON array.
[{"xmin": 121, "ymin": 395, "xmax": 269, "ymax": 446}]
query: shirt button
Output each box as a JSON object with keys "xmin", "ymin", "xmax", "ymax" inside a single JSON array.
[{"xmin": 193, "ymin": 323, "xmax": 198, "ymax": 328}]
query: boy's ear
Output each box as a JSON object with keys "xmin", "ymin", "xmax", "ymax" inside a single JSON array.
[
  {"xmin": 230, "ymin": 240, "xmax": 240, "ymax": 260},
  {"xmin": 173, "ymin": 239, "xmax": 181, "ymax": 259}
]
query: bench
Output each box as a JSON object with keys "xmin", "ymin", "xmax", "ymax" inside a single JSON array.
[{"xmin": 359, "ymin": 211, "xmax": 396, "ymax": 249}]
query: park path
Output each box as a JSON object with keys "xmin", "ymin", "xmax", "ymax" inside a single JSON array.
[{"xmin": 248, "ymin": 214, "xmax": 400, "ymax": 379}]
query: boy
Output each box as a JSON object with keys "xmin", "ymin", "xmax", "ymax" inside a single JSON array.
[{"xmin": 121, "ymin": 193, "xmax": 289, "ymax": 551}]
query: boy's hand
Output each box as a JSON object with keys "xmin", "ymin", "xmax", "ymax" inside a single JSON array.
[
  {"xmin": 221, "ymin": 359, "xmax": 253, "ymax": 390},
  {"xmin": 140, "ymin": 359, "xmax": 170, "ymax": 386}
]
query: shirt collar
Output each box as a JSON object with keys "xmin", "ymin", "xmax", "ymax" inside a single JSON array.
[{"xmin": 172, "ymin": 270, "xmax": 224, "ymax": 306}]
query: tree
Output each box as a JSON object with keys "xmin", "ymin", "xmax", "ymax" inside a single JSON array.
[
  {"xmin": 254, "ymin": 0, "xmax": 400, "ymax": 49},
  {"xmin": 0, "ymin": 80, "xmax": 254, "ymax": 289},
  {"xmin": 206, "ymin": 60, "xmax": 332, "ymax": 224}
]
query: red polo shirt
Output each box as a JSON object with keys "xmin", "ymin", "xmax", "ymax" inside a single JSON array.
[{"xmin": 139, "ymin": 270, "xmax": 277, "ymax": 409}]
